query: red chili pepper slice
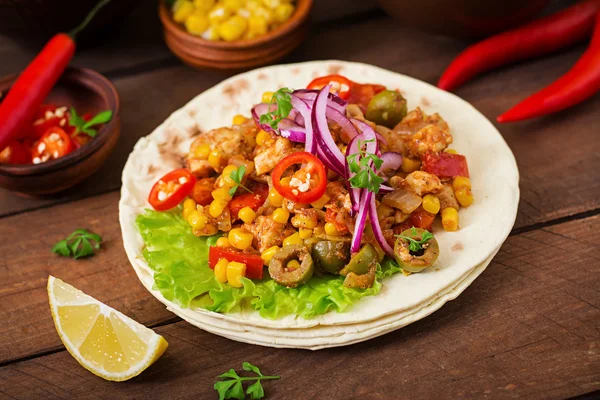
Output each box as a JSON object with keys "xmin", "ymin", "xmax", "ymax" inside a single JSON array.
[
  {"xmin": 438, "ymin": 0, "xmax": 600, "ymax": 92},
  {"xmin": 421, "ymin": 152, "xmax": 470, "ymax": 179},
  {"xmin": 148, "ymin": 169, "xmax": 196, "ymax": 211},
  {"xmin": 0, "ymin": 140, "xmax": 31, "ymax": 164},
  {"xmin": 228, "ymin": 182, "xmax": 269, "ymax": 220},
  {"xmin": 208, "ymin": 246, "xmax": 264, "ymax": 280},
  {"xmin": 307, "ymin": 75, "xmax": 354, "ymax": 100},
  {"xmin": 498, "ymin": 10, "xmax": 600, "ymax": 122},
  {"xmin": 271, "ymin": 152, "xmax": 328, "ymax": 204},
  {"xmin": 347, "ymin": 83, "xmax": 387, "ymax": 112},
  {"xmin": 31, "ymin": 127, "xmax": 73, "ymax": 164}
]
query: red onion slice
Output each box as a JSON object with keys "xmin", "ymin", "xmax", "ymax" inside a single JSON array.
[
  {"xmin": 312, "ymin": 86, "xmax": 346, "ymax": 176},
  {"xmin": 351, "ymin": 189, "xmax": 372, "ymax": 253},
  {"xmin": 380, "ymin": 152, "xmax": 403, "ymax": 176},
  {"xmin": 293, "ymin": 89, "xmax": 347, "ymax": 112},
  {"xmin": 290, "ymin": 95, "xmax": 316, "ymax": 154},
  {"xmin": 368, "ymin": 193, "xmax": 395, "ymax": 257}
]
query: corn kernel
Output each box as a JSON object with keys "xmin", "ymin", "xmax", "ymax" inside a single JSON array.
[
  {"xmin": 209, "ymin": 199, "xmax": 228, "ymax": 218},
  {"xmin": 261, "ymin": 91, "xmax": 274, "ymax": 103},
  {"xmin": 272, "ymin": 208, "xmax": 290, "ymax": 224},
  {"xmin": 310, "ymin": 193, "xmax": 330, "ymax": 209},
  {"xmin": 202, "ymin": 25, "xmax": 220, "ymax": 40},
  {"xmin": 212, "ymin": 187, "xmax": 233, "ymax": 202},
  {"xmin": 232, "ymin": 114, "xmax": 247, "ymax": 125},
  {"xmin": 194, "ymin": 0, "xmax": 215, "ymax": 12},
  {"xmin": 214, "ymin": 258, "xmax": 229, "ymax": 283},
  {"xmin": 324, "ymin": 222, "xmax": 341, "ymax": 236},
  {"xmin": 453, "ymin": 176, "xmax": 471, "ymax": 190},
  {"xmin": 188, "ymin": 210, "xmax": 208, "ymax": 229},
  {"xmin": 261, "ymin": 245, "xmax": 279, "ymax": 266},
  {"xmin": 256, "ymin": 129, "xmax": 272, "ymax": 146},
  {"xmin": 216, "ymin": 237, "xmax": 231, "ymax": 247},
  {"xmin": 279, "ymin": 176, "xmax": 291, "ymax": 187},
  {"xmin": 223, "ymin": 0, "xmax": 245, "ymax": 12},
  {"xmin": 193, "ymin": 224, "xmax": 218, "ymax": 236},
  {"xmin": 218, "ymin": 15, "xmax": 248, "ymax": 42},
  {"xmin": 253, "ymin": 6, "xmax": 274, "ymax": 23},
  {"xmin": 227, "ymin": 261, "xmax": 246, "ymax": 287},
  {"xmin": 455, "ymin": 187, "xmax": 474, "ymax": 207},
  {"xmin": 194, "ymin": 143, "xmax": 211, "ymax": 159},
  {"xmin": 208, "ymin": 150, "xmax": 222, "ymax": 170},
  {"xmin": 221, "ymin": 164, "xmax": 238, "ymax": 186},
  {"xmin": 228, "ymin": 228, "xmax": 254, "ymax": 250},
  {"xmin": 262, "ymin": 0, "xmax": 280, "ymax": 8},
  {"xmin": 247, "ymin": 16, "xmax": 268, "ymax": 38},
  {"xmin": 444, "ymin": 148, "xmax": 457, "ymax": 154},
  {"xmin": 274, "ymin": 3, "xmax": 294, "ymax": 23},
  {"xmin": 299, "ymin": 228, "xmax": 313, "ymax": 239},
  {"xmin": 287, "ymin": 259, "xmax": 301, "ymax": 270},
  {"xmin": 283, "ymin": 232, "xmax": 302, "ymax": 247},
  {"xmin": 173, "ymin": 0, "xmax": 194, "ymax": 23},
  {"xmin": 268, "ymin": 188, "xmax": 284, "ymax": 207},
  {"xmin": 291, "ymin": 214, "xmax": 317, "ymax": 229},
  {"xmin": 208, "ymin": 5, "xmax": 231, "ymax": 24},
  {"xmin": 185, "ymin": 13, "xmax": 210, "ymax": 35},
  {"xmin": 422, "ymin": 194, "xmax": 441, "ymax": 215},
  {"xmin": 238, "ymin": 206, "xmax": 257, "ymax": 223},
  {"xmin": 401, "ymin": 157, "xmax": 421, "ymax": 173},
  {"xmin": 183, "ymin": 198, "xmax": 196, "ymax": 210},
  {"xmin": 442, "ymin": 207, "xmax": 459, "ymax": 231}
]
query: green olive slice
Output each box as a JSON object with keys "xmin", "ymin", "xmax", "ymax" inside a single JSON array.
[
  {"xmin": 365, "ymin": 90, "xmax": 408, "ymax": 128},
  {"xmin": 268, "ymin": 245, "xmax": 314, "ymax": 288},
  {"xmin": 311, "ymin": 240, "xmax": 351, "ymax": 275},
  {"xmin": 394, "ymin": 228, "xmax": 439, "ymax": 273}
]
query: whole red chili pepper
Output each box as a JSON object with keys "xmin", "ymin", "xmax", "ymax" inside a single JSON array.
[
  {"xmin": 0, "ymin": 0, "xmax": 111, "ymax": 151},
  {"xmin": 497, "ymin": 12, "xmax": 600, "ymax": 122},
  {"xmin": 438, "ymin": 0, "xmax": 600, "ymax": 92}
]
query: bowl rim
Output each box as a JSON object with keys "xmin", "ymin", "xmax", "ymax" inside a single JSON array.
[
  {"xmin": 0, "ymin": 67, "xmax": 120, "ymax": 177},
  {"xmin": 159, "ymin": 0, "xmax": 312, "ymax": 49}
]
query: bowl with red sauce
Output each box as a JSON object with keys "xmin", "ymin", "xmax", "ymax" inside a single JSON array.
[{"xmin": 0, "ymin": 67, "xmax": 120, "ymax": 195}]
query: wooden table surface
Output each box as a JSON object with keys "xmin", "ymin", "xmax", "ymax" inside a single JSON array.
[{"xmin": 1, "ymin": 1, "xmax": 599, "ymax": 399}]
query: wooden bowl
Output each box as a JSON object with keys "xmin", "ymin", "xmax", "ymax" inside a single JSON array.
[
  {"xmin": 0, "ymin": 67, "xmax": 120, "ymax": 195},
  {"xmin": 159, "ymin": 0, "xmax": 312, "ymax": 70}
]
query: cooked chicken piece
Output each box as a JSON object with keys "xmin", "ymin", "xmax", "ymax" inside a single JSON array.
[
  {"xmin": 326, "ymin": 181, "xmax": 352, "ymax": 213},
  {"xmin": 187, "ymin": 124, "xmax": 256, "ymax": 176},
  {"xmin": 376, "ymin": 125, "xmax": 407, "ymax": 154},
  {"xmin": 282, "ymin": 198, "xmax": 310, "ymax": 213},
  {"xmin": 253, "ymin": 137, "xmax": 294, "ymax": 175},
  {"xmin": 244, "ymin": 216, "xmax": 294, "ymax": 252},
  {"xmin": 404, "ymin": 171, "xmax": 442, "ymax": 196},
  {"xmin": 290, "ymin": 208, "xmax": 324, "ymax": 229},
  {"xmin": 436, "ymin": 183, "xmax": 459, "ymax": 211},
  {"xmin": 394, "ymin": 210, "xmax": 409, "ymax": 223},
  {"xmin": 346, "ymin": 104, "xmax": 365, "ymax": 121},
  {"xmin": 393, "ymin": 107, "xmax": 452, "ymax": 157}
]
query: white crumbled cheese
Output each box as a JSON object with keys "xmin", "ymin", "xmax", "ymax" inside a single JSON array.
[
  {"xmin": 158, "ymin": 191, "xmax": 168, "ymax": 201},
  {"xmin": 289, "ymin": 177, "xmax": 302, "ymax": 188},
  {"xmin": 178, "ymin": 177, "xmax": 188, "ymax": 184},
  {"xmin": 54, "ymin": 107, "xmax": 67, "ymax": 118},
  {"xmin": 45, "ymin": 111, "xmax": 54, "ymax": 120},
  {"xmin": 290, "ymin": 175, "xmax": 311, "ymax": 193},
  {"xmin": 33, "ymin": 157, "xmax": 41, "ymax": 164},
  {"xmin": 48, "ymin": 133, "xmax": 60, "ymax": 142},
  {"xmin": 37, "ymin": 143, "xmax": 46, "ymax": 153}
]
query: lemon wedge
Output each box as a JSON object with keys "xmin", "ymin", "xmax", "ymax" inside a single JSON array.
[{"xmin": 48, "ymin": 276, "xmax": 168, "ymax": 381}]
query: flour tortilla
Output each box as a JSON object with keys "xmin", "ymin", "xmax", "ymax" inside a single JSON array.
[{"xmin": 119, "ymin": 61, "xmax": 519, "ymax": 335}]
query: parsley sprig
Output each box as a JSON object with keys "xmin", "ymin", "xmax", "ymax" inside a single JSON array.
[
  {"xmin": 259, "ymin": 88, "xmax": 293, "ymax": 133},
  {"xmin": 52, "ymin": 229, "xmax": 102, "ymax": 259},
  {"xmin": 228, "ymin": 165, "xmax": 253, "ymax": 197},
  {"xmin": 69, "ymin": 108, "xmax": 113, "ymax": 138},
  {"xmin": 347, "ymin": 139, "xmax": 385, "ymax": 193},
  {"xmin": 396, "ymin": 228, "xmax": 433, "ymax": 253},
  {"xmin": 214, "ymin": 362, "xmax": 280, "ymax": 400}
]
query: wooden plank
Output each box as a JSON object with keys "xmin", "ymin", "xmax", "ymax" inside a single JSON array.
[
  {"xmin": 3, "ymin": 17, "xmax": 600, "ymax": 225},
  {"xmin": 0, "ymin": 214, "xmax": 598, "ymax": 399},
  {"xmin": 0, "ymin": 0, "xmax": 378, "ymax": 77}
]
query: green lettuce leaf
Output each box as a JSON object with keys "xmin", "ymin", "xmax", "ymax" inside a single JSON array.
[{"xmin": 136, "ymin": 209, "xmax": 403, "ymax": 319}]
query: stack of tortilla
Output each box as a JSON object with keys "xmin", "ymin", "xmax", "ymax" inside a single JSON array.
[{"xmin": 119, "ymin": 61, "xmax": 519, "ymax": 350}]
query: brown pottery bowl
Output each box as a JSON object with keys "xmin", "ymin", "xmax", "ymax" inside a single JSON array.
[
  {"xmin": 159, "ymin": 0, "xmax": 313, "ymax": 70},
  {"xmin": 0, "ymin": 67, "xmax": 120, "ymax": 195},
  {"xmin": 377, "ymin": 0, "xmax": 551, "ymax": 38}
]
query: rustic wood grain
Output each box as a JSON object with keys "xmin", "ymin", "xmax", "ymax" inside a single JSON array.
[
  {"xmin": 0, "ymin": 214, "xmax": 598, "ymax": 399},
  {"xmin": 2, "ymin": 17, "xmax": 599, "ymax": 226}
]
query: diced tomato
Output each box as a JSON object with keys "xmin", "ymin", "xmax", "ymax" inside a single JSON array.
[
  {"xmin": 208, "ymin": 246, "xmax": 264, "ymax": 279},
  {"xmin": 347, "ymin": 83, "xmax": 386, "ymax": 112},
  {"xmin": 0, "ymin": 140, "xmax": 31, "ymax": 164},
  {"xmin": 31, "ymin": 127, "xmax": 73, "ymax": 163},
  {"xmin": 271, "ymin": 152, "xmax": 328, "ymax": 204},
  {"xmin": 325, "ymin": 207, "xmax": 350, "ymax": 234},
  {"xmin": 229, "ymin": 182, "xmax": 269, "ymax": 220},
  {"xmin": 307, "ymin": 75, "xmax": 354, "ymax": 100},
  {"xmin": 148, "ymin": 169, "xmax": 196, "ymax": 211},
  {"xmin": 421, "ymin": 152, "xmax": 469, "ymax": 179},
  {"xmin": 192, "ymin": 178, "xmax": 216, "ymax": 206},
  {"xmin": 409, "ymin": 208, "xmax": 436, "ymax": 231}
]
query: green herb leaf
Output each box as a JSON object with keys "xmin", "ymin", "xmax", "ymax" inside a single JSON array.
[
  {"xmin": 259, "ymin": 88, "xmax": 293, "ymax": 133},
  {"xmin": 83, "ymin": 110, "xmax": 113, "ymax": 129},
  {"xmin": 228, "ymin": 165, "xmax": 253, "ymax": 197},
  {"xmin": 68, "ymin": 108, "xmax": 113, "ymax": 138},
  {"xmin": 52, "ymin": 229, "xmax": 102, "ymax": 259},
  {"xmin": 395, "ymin": 228, "xmax": 434, "ymax": 253},
  {"xmin": 214, "ymin": 363, "xmax": 279, "ymax": 400},
  {"xmin": 346, "ymin": 139, "xmax": 385, "ymax": 194},
  {"xmin": 246, "ymin": 382, "xmax": 265, "ymax": 400}
]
